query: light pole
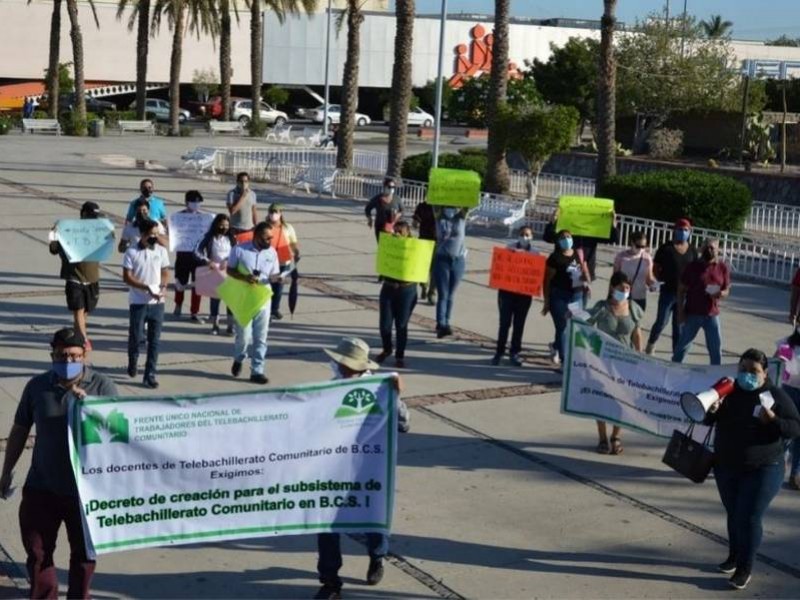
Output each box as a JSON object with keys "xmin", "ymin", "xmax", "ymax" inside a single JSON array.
[
  {"xmin": 322, "ymin": 0, "xmax": 333, "ymax": 136},
  {"xmin": 432, "ymin": 0, "xmax": 448, "ymax": 168}
]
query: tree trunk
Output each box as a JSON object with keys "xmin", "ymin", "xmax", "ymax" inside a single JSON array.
[
  {"xmin": 219, "ymin": 0, "xmax": 232, "ymax": 121},
  {"xmin": 337, "ymin": 3, "xmax": 363, "ymax": 169},
  {"xmin": 65, "ymin": 0, "xmax": 87, "ymax": 135},
  {"xmin": 485, "ymin": 0, "xmax": 511, "ymax": 194},
  {"xmin": 596, "ymin": 0, "xmax": 617, "ymax": 187},
  {"xmin": 782, "ymin": 81, "xmax": 788, "ymax": 173},
  {"xmin": 386, "ymin": 0, "xmax": 415, "ymax": 180},
  {"xmin": 135, "ymin": 0, "xmax": 151, "ymax": 121},
  {"xmin": 46, "ymin": 0, "xmax": 62, "ymax": 118},
  {"xmin": 169, "ymin": 1, "xmax": 186, "ymax": 135},
  {"xmin": 250, "ymin": 0, "xmax": 263, "ymax": 128}
]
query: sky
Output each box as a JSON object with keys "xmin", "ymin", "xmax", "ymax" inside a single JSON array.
[{"xmin": 391, "ymin": 0, "xmax": 800, "ymax": 41}]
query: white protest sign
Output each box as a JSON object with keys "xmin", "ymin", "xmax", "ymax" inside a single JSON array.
[
  {"xmin": 55, "ymin": 218, "xmax": 115, "ymax": 263},
  {"xmin": 167, "ymin": 211, "xmax": 214, "ymax": 252},
  {"xmin": 561, "ymin": 320, "xmax": 782, "ymax": 438},
  {"xmin": 68, "ymin": 375, "xmax": 397, "ymax": 557}
]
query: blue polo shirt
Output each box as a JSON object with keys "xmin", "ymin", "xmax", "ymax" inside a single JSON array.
[{"xmin": 125, "ymin": 195, "xmax": 168, "ymax": 222}]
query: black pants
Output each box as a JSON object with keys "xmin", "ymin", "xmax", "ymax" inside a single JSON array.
[
  {"xmin": 495, "ymin": 290, "xmax": 533, "ymax": 356},
  {"xmin": 379, "ymin": 283, "xmax": 417, "ymax": 358}
]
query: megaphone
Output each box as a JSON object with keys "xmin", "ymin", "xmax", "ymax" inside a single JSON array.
[{"xmin": 680, "ymin": 377, "xmax": 735, "ymax": 422}]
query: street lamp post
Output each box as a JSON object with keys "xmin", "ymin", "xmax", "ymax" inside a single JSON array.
[
  {"xmin": 323, "ymin": 0, "xmax": 333, "ymax": 136},
  {"xmin": 432, "ymin": 0, "xmax": 448, "ymax": 168}
]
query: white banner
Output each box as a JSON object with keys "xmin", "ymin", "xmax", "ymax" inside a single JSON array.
[
  {"xmin": 561, "ymin": 320, "xmax": 781, "ymax": 438},
  {"xmin": 167, "ymin": 211, "xmax": 215, "ymax": 252},
  {"xmin": 68, "ymin": 375, "xmax": 398, "ymax": 557}
]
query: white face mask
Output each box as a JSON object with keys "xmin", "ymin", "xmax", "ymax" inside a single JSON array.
[
  {"xmin": 187, "ymin": 202, "xmax": 200, "ymax": 212},
  {"xmin": 518, "ymin": 236, "xmax": 532, "ymax": 249},
  {"xmin": 269, "ymin": 213, "xmax": 281, "ymax": 223}
]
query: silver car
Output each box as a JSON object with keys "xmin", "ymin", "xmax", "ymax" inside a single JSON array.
[{"xmin": 132, "ymin": 98, "xmax": 191, "ymax": 123}]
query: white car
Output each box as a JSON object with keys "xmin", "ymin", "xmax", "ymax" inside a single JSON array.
[
  {"xmin": 232, "ymin": 99, "xmax": 288, "ymax": 126},
  {"xmin": 310, "ymin": 104, "xmax": 371, "ymax": 127},
  {"xmin": 407, "ymin": 106, "xmax": 435, "ymax": 128}
]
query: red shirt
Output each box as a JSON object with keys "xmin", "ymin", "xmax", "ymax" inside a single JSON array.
[{"xmin": 681, "ymin": 260, "xmax": 731, "ymax": 316}]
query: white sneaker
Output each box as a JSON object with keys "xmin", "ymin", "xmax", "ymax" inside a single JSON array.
[{"xmin": 548, "ymin": 343, "xmax": 561, "ymax": 365}]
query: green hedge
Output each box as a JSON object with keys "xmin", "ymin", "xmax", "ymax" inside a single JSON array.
[
  {"xmin": 598, "ymin": 170, "xmax": 753, "ymax": 233},
  {"xmin": 401, "ymin": 148, "xmax": 487, "ymax": 185},
  {"xmin": 103, "ymin": 110, "xmax": 137, "ymax": 127}
]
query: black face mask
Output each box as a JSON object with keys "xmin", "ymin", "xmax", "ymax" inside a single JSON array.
[
  {"xmin": 141, "ymin": 189, "xmax": 153, "ymax": 198},
  {"xmin": 147, "ymin": 236, "xmax": 158, "ymax": 248}
]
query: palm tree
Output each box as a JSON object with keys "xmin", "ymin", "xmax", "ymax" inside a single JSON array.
[
  {"xmin": 218, "ymin": 0, "xmax": 239, "ymax": 121},
  {"xmin": 117, "ymin": 0, "xmax": 152, "ymax": 121},
  {"xmin": 596, "ymin": 0, "xmax": 617, "ymax": 187},
  {"xmin": 386, "ymin": 0, "xmax": 415, "ymax": 179},
  {"xmin": 65, "ymin": 0, "xmax": 100, "ymax": 135},
  {"xmin": 336, "ymin": 1, "xmax": 365, "ymax": 169},
  {"xmin": 33, "ymin": 0, "xmax": 63, "ymax": 117},
  {"xmin": 700, "ymin": 14, "xmax": 733, "ymax": 38},
  {"xmin": 485, "ymin": 0, "xmax": 511, "ymax": 194}
]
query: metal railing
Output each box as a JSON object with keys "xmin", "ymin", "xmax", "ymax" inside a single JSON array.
[
  {"xmin": 745, "ymin": 201, "xmax": 800, "ymax": 238},
  {"xmin": 214, "ymin": 147, "xmax": 388, "ymax": 176}
]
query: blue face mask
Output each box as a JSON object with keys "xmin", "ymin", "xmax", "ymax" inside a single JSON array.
[
  {"xmin": 442, "ymin": 208, "xmax": 457, "ymax": 219},
  {"xmin": 558, "ymin": 237, "xmax": 573, "ymax": 251},
  {"xmin": 674, "ymin": 229, "xmax": 690, "ymax": 242},
  {"xmin": 736, "ymin": 372, "xmax": 760, "ymax": 391},
  {"xmin": 612, "ymin": 289, "xmax": 629, "ymax": 303},
  {"xmin": 52, "ymin": 360, "xmax": 83, "ymax": 381}
]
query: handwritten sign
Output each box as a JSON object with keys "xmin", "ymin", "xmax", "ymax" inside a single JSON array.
[
  {"xmin": 427, "ymin": 167, "xmax": 481, "ymax": 208},
  {"xmin": 376, "ymin": 234, "xmax": 435, "ymax": 283},
  {"xmin": 167, "ymin": 211, "xmax": 215, "ymax": 252},
  {"xmin": 194, "ymin": 265, "xmax": 226, "ymax": 299},
  {"xmin": 556, "ymin": 196, "xmax": 615, "ymax": 239},
  {"xmin": 217, "ymin": 276, "xmax": 273, "ymax": 327},
  {"xmin": 55, "ymin": 218, "xmax": 115, "ymax": 263},
  {"xmin": 488, "ymin": 247, "xmax": 546, "ymax": 297}
]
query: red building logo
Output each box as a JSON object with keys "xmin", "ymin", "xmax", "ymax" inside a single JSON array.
[{"xmin": 448, "ymin": 24, "xmax": 523, "ymax": 89}]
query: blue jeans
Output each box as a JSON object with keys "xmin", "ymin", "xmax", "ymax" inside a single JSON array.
[
  {"xmin": 209, "ymin": 299, "xmax": 231, "ymax": 319},
  {"xmin": 233, "ymin": 305, "xmax": 270, "ymax": 375},
  {"xmin": 714, "ymin": 463, "xmax": 784, "ymax": 571},
  {"xmin": 647, "ymin": 289, "xmax": 679, "ymax": 350},
  {"xmin": 784, "ymin": 385, "xmax": 800, "ymax": 478},
  {"xmin": 496, "ymin": 291, "xmax": 533, "ymax": 356},
  {"xmin": 549, "ymin": 288, "xmax": 583, "ymax": 362},
  {"xmin": 672, "ymin": 314, "xmax": 722, "ymax": 365},
  {"xmin": 379, "ymin": 283, "xmax": 417, "ymax": 358},
  {"xmin": 433, "ymin": 254, "xmax": 466, "ymax": 328},
  {"xmin": 128, "ymin": 303, "xmax": 164, "ymax": 379},
  {"xmin": 317, "ymin": 532, "xmax": 388, "ymax": 587}
]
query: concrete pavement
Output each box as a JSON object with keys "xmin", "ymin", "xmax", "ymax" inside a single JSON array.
[{"xmin": 0, "ymin": 135, "xmax": 798, "ymax": 598}]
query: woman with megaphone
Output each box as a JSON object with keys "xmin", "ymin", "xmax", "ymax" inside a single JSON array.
[{"xmin": 703, "ymin": 348, "xmax": 800, "ymax": 590}]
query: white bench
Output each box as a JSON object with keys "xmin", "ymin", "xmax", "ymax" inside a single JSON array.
[
  {"xmin": 118, "ymin": 120, "xmax": 155, "ymax": 135},
  {"xmin": 467, "ymin": 194, "xmax": 530, "ymax": 237},
  {"xmin": 291, "ymin": 167, "xmax": 338, "ymax": 197},
  {"xmin": 181, "ymin": 146, "xmax": 218, "ymax": 174},
  {"xmin": 22, "ymin": 119, "xmax": 61, "ymax": 135},
  {"xmin": 208, "ymin": 120, "xmax": 244, "ymax": 137},
  {"xmin": 294, "ymin": 127, "xmax": 324, "ymax": 148},
  {"xmin": 265, "ymin": 123, "xmax": 292, "ymax": 143}
]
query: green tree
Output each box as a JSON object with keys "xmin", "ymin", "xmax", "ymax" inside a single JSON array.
[
  {"xmin": 32, "ymin": 0, "xmax": 64, "ymax": 117},
  {"xmin": 65, "ymin": 0, "xmax": 101, "ymax": 135},
  {"xmin": 766, "ymin": 35, "xmax": 800, "ymax": 47},
  {"xmin": 485, "ymin": 0, "xmax": 511, "ymax": 194},
  {"xmin": 417, "ymin": 77, "xmax": 453, "ymax": 115},
  {"xmin": 386, "ymin": 0, "xmax": 415, "ymax": 179},
  {"xmin": 116, "ymin": 0, "xmax": 152, "ymax": 121},
  {"xmin": 700, "ymin": 14, "xmax": 733, "ymax": 38},
  {"xmin": 263, "ymin": 85, "xmax": 289, "ymax": 108},
  {"xmin": 192, "ymin": 68, "xmax": 218, "ymax": 103},
  {"xmin": 596, "ymin": 0, "xmax": 617, "ymax": 187},
  {"xmin": 336, "ymin": 0, "xmax": 366, "ymax": 169},
  {"xmin": 448, "ymin": 75, "xmax": 540, "ymax": 127},
  {"xmin": 218, "ymin": 0, "xmax": 240, "ymax": 120}
]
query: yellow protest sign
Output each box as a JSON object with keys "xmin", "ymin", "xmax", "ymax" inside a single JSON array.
[
  {"xmin": 217, "ymin": 277, "xmax": 273, "ymax": 327},
  {"xmin": 427, "ymin": 167, "xmax": 481, "ymax": 208},
  {"xmin": 556, "ymin": 196, "xmax": 615, "ymax": 239},
  {"xmin": 376, "ymin": 234, "xmax": 435, "ymax": 283}
]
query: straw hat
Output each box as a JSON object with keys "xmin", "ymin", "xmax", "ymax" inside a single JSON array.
[{"xmin": 324, "ymin": 337, "xmax": 379, "ymax": 372}]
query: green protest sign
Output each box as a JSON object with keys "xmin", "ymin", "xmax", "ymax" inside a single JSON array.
[
  {"xmin": 376, "ymin": 234, "xmax": 435, "ymax": 283},
  {"xmin": 556, "ymin": 196, "xmax": 615, "ymax": 239},
  {"xmin": 217, "ymin": 277, "xmax": 272, "ymax": 327},
  {"xmin": 427, "ymin": 167, "xmax": 481, "ymax": 208}
]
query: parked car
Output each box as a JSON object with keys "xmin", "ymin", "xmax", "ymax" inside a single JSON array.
[
  {"xmin": 130, "ymin": 98, "xmax": 190, "ymax": 123},
  {"xmin": 407, "ymin": 106, "xmax": 435, "ymax": 128},
  {"xmin": 310, "ymin": 104, "xmax": 371, "ymax": 127},
  {"xmin": 43, "ymin": 93, "xmax": 117, "ymax": 115},
  {"xmin": 230, "ymin": 99, "xmax": 288, "ymax": 126}
]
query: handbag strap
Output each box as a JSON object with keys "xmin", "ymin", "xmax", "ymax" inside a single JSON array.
[
  {"xmin": 702, "ymin": 424, "xmax": 714, "ymax": 446},
  {"xmin": 631, "ymin": 256, "xmax": 644, "ymax": 285}
]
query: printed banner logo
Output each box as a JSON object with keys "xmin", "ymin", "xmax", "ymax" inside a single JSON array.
[
  {"xmin": 82, "ymin": 409, "xmax": 130, "ymax": 445},
  {"xmin": 574, "ymin": 329, "xmax": 603, "ymax": 357},
  {"xmin": 335, "ymin": 388, "xmax": 382, "ymax": 419}
]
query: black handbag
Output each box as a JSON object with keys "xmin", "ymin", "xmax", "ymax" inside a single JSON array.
[{"xmin": 662, "ymin": 424, "xmax": 715, "ymax": 484}]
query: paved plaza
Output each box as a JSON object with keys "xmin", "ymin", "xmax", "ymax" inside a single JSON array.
[{"xmin": 0, "ymin": 135, "xmax": 798, "ymax": 598}]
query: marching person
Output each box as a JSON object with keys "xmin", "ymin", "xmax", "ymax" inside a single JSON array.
[
  {"xmin": 118, "ymin": 198, "xmax": 168, "ymax": 253},
  {"xmin": 704, "ymin": 348, "xmax": 800, "ymax": 590},
  {"xmin": 226, "ymin": 171, "xmax": 259, "ymax": 237},
  {"xmin": 195, "ymin": 214, "xmax": 237, "ymax": 336},
  {"xmin": 124, "ymin": 178, "xmax": 168, "ymax": 225},
  {"xmin": 613, "ymin": 230, "xmax": 655, "ymax": 311},
  {"xmin": 227, "ymin": 221, "xmax": 281, "ymax": 384},
  {"xmin": 1, "ymin": 327, "xmax": 117, "ymax": 599},
  {"xmin": 412, "ymin": 197, "xmax": 437, "ymax": 305},
  {"xmin": 172, "ymin": 190, "xmax": 208, "ymax": 322},
  {"xmin": 48, "ymin": 201, "xmax": 103, "ymax": 349},
  {"xmin": 542, "ymin": 229, "xmax": 591, "ymax": 366},
  {"xmin": 433, "ymin": 205, "xmax": 467, "ymax": 339},
  {"xmin": 315, "ymin": 336, "xmax": 409, "ymax": 600},
  {"xmin": 266, "ymin": 203, "xmax": 300, "ymax": 321},
  {"xmin": 585, "ymin": 272, "xmax": 643, "ymax": 455},
  {"xmin": 122, "ymin": 219, "xmax": 170, "ymax": 389},
  {"xmin": 491, "ymin": 225, "xmax": 538, "ymax": 367},
  {"xmin": 774, "ymin": 328, "xmax": 800, "ymax": 490},
  {"xmin": 543, "ymin": 208, "xmax": 618, "ymax": 281},
  {"xmin": 672, "ymin": 237, "xmax": 730, "ymax": 366},
  {"xmin": 645, "ymin": 218, "xmax": 697, "ymax": 355},
  {"xmin": 376, "ymin": 221, "xmax": 418, "ymax": 368},
  {"xmin": 365, "ymin": 177, "xmax": 402, "ymax": 243}
]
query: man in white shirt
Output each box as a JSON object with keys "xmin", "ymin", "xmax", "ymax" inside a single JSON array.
[
  {"xmin": 227, "ymin": 222, "xmax": 280, "ymax": 384},
  {"xmin": 122, "ymin": 219, "xmax": 171, "ymax": 389}
]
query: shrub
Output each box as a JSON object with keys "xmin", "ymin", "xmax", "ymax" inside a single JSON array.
[
  {"xmin": 179, "ymin": 125, "xmax": 193, "ymax": 137},
  {"xmin": 401, "ymin": 149, "xmax": 487, "ymax": 185},
  {"xmin": 103, "ymin": 110, "xmax": 137, "ymax": 127},
  {"xmin": 33, "ymin": 110, "xmax": 49, "ymax": 120},
  {"xmin": 0, "ymin": 116, "xmax": 11, "ymax": 135},
  {"xmin": 247, "ymin": 118, "xmax": 269, "ymax": 138},
  {"xmin": 598, "ymin": 170, "xmax": 752, "ymax": 233},
  {"xmin": 647, "ymin": 128, "xmax": 684, "ymax": 159},
  {"xmin": 59, "ymin": 111, "xmax": 98, "ymax": 136}
]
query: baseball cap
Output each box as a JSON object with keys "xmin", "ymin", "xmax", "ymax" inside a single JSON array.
[
  {"xmin": 268, "ymin": 202, "xmax": 284, "ymax": 212},
  {"xmin": 51, "ymin": 327, "xmax": 86, "ymax": 349},
  {"xmin": 81, "ymin": 201, "xmax": 101, "ymax": 217},
  {"xmin": 675, "ymin": 218, "xmax": 692, "ymax": 229}
]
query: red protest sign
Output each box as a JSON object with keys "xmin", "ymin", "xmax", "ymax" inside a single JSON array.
[{"xmin": 488, "ymin": 247, "xmax": 546, "ymax": 297}]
